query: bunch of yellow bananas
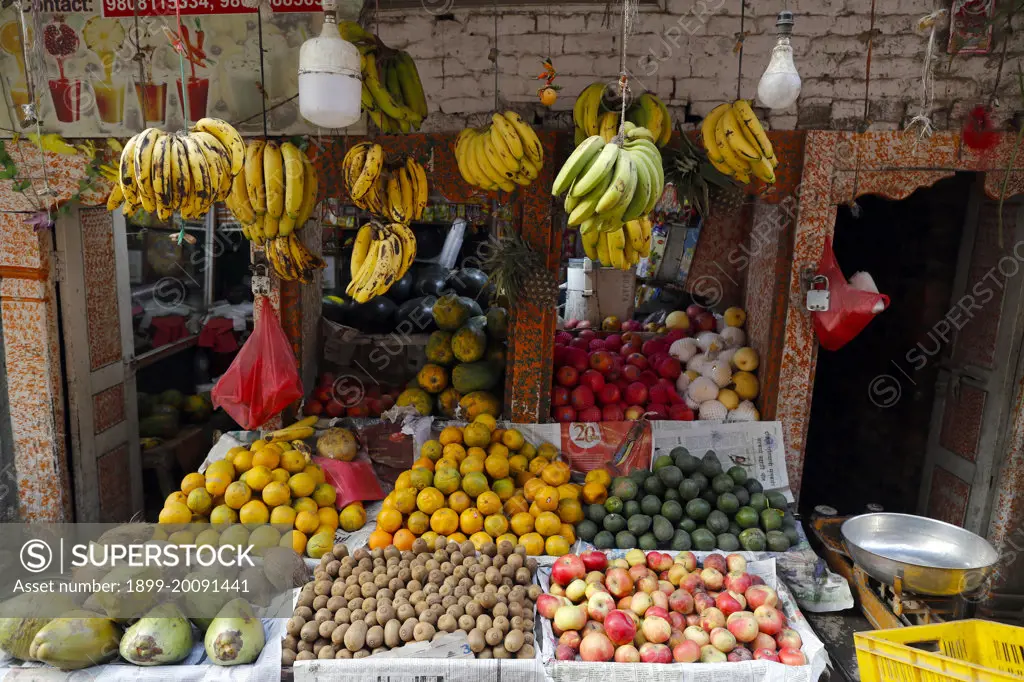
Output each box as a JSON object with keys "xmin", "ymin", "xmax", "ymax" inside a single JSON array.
[
  {"xmin": 701, "ymin": 100, "xmax": 778, "ymax": 184},
  {"xmin": 107, "ymin": 118, "xmax": 244, "ymax": 220},
  {"xmin": 573, "ymin": 84, "xmax": 673, "ymax": 147},
  {"xmin": 341, "ymin": 143, "xmax": 428, "ymax": 222},
  {"xmin": 581, "ymin": 216, "xmax": 653, "ymax": 270},
  {"xmin": 552, "ymin": 124, "xmax": 664, "ymax": 237},
  {"xmin": 264, "ymin": 233, "xmax": 326, "ymax": 284},
  {"xmin": 454, "ymin": 111, "xmax": 544, "ymax": 192},
  {"xmin": 347, "ymin": 221, "xmax": 417, "ymax": 303},
  {"xmin": 339, "ymin": 21, "xmax": 427, "ymax": 133},
  {"xmin": 226, "ymin": 139, "xmax": 319, "ymax": 245}
]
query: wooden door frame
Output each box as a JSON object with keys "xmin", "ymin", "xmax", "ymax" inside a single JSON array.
[
  {"xmin": 55, "ymin": 205, "xmax": 142, "ymax": 521},
  {"xmin": 778, "ymin": 130, "xmax": 1024, "ymax": 517}
]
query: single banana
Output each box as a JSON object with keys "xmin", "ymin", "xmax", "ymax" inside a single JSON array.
[
  {"xmin": 721, "ymin": 107, "xmax": 761, "ymax": 160},
  {"xmin": 248, "ymin": 214, "xmax": 266, "ymax": 244},
  {"xmin": 278, "ymin": 213, "xmax": 297, "ymax": 237},
  {"xmin": 607, "ymin": 227, "xmax": 627, "ymax": 269},
  {"xmin": 620, "ymin": 150, "xmax": 652, "ymax": 222},
  {"xmin": 228, "ymin": 163, "xmax": 256, "ymax": 224},
  {"xmin": 596, "ymin": 152, "xmax": 636, "ymax": 215},
  {"xmin": 387, "ymin": 174, "xmax": 406, "ymax": 222},
  {"xmin": 491, "ymin": 112, "xmax": 524, "ymax": 160},
  {"xmin": 351, "ymin": 143, "xmax": 382, "ymax": 200},
  {"xmin": 571, "ymin": 142, "xmax": 620, "ymax": 198},
  {"xmin": 263, "ymin": 141, "xmax": 284, "ymax": 219},
  {"xmin": 190, "ymin": 131, "xmax": 232, "ymax": 201},
  {"xmin": 566, "ymin": 170, "xmax": 612, "ymax": 226},
  {"xmin": 363, "ymin": 53, "xmax": 414, "ymax": 123},
  {"xmin": 106, "ymin": 183, "xmax": 124, "ymax": 212},
  {"xmin": 732, "ymin": 99, "xmax": 777, "ymax": 164},
  {"xmin": 245, "ymin": 140, "xmax": 267, "ymax": 215},
  {"xmin": 351, "ymin": 223, "xmax": 373, "ymax": 275},
  {"xmin": 391, "ymin": 220, "xmax": 417, "ymax": 276},
  {"xmin": 151, "ymin": 134, "xmax": 172, "ymax": 218},
  {"xmin": 131, "ymin": 128, "xmax": 159, "ymax": 212},
  {"xmin": 118, "ymin": 133, "xmax": 141, "ymax": 207},
  {"xmin": 280, "ymin": 142, "xmax": 305, "ymax": 220},
  {"xmin": 624, "ymin": 233, "xmax": 636, "ymax": 265},
  {"xmin": 343, "ymin": 142, "xmax": 370, "ymax": 193},
  {"xmin": 488, "ymin": 123, "xmax": 521, "ymax": 175},
  {"xmin": 596, "ymin": 230, "xmax": 610, "ymax": 265},
  {"xmin": 504, "ymin": 111, "xmax": 543, "ymax": 166},
  {"xmin": 750, "ymin": 156, "xmax": 777, "ymax": 184},
  {"xmin": 637, "ymin": 216, "xmax": 652, "ymax": 257},
  {"xmin": 552, "ymin": 135, "xmax": 605, "ymax": 196},
  {"xmin": 264, "ymin": 211, "xmax": 280, "ymax": 239},
  {"xmin": 395, "ymin": 51, "xmax": 428, "ymax": 119},
  {"xmin": 347, "ymin": 238, "xmax": 381, "ymax": 299},
  {"xmin": 398, "ymin": 167, "xmax": 414, "ymax": 220},
  {"xmin": 182, "ymin": 135, "xmax": 212, "ymax": 211},
  {"xmin": 655, "ymin": 95, "xmax": 673, "ymax": 146},
  {"xmin": 624, "ymin": 219, "xmax": 644, "ymax": 252},
  {"xmin": 714, "ymin": 116, "xmax": 752, "ymax": 180},
  {"xmin": 581, "ymin": 83, "xmax": 604, "ymax": 136},
  {"xmin": 191, "ymin": 118, "xmax": 245, "ymax": 175},
  {"xmin": 476, "ymin": 135, "xmax": 515, "ymax": 190},
  {"xmin": 598, "ymin": 111, "xmax": 619, "ymax": 142},
  {"xmin": 407, "ymin": 158, "xmax": 428, "ymax": 219},
  {"xmin": 701, "ymin": 104, "xmax": 731, "ymax": 164},
  {"xmin": 295, "ymin": 154, "xmax": 319, "ymax": 228},
  {"xmin": 580, "ymin": 227, "xmax": 599, "ymax": 260}
]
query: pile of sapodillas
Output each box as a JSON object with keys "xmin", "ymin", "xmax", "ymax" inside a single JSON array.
[{"xmin": 540, "ymin": 549, "xmax": 806, "ymax": 665}]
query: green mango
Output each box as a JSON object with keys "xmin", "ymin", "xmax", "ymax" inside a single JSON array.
[
  {"xmin": 0, "ymin": 594, "xmax": 76, "ymax": 661},
  {"xmin": 204, "ymin": 599, "xmax": 265, "ymax": 666},
  {"xmin": 29, "ymin": 610, "xmax": 120, "ymax": 670},
  {"xmin": 120, "ymin": 603, "xmax": 194, "ymax": 666}
]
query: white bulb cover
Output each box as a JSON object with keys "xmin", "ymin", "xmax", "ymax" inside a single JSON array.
[
  {"xmin": 299, "ymin": 23, "xmax": 362, "ymax": 128},
  {"xmin": 757, "ymin": 40, "xmax": 801, "ymax": 110}
]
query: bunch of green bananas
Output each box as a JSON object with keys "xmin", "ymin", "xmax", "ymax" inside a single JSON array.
[
  {"xmin": 264, "ymin": 233, "xmax": 326, "ymax": 284},
  {"xmin": 340, "ymin": 21, "xmax": 427, "ymax": 133},
  {"xmin": 347, "ymin": 221, "xmax": 418, "ymax": 302},
  {"xmin": 701, "ymin": 99, "xmax": 778, "ymax": 184},
  {"xmin": 573, "ymin": 83, "xmax": 673, "ymax": 147},
  {"xmin": 108, "ymin": 118, "xmax": 244, "ymax": 221},
  {"xmin": 454, "ymin": 111, "xmax": 544, "ymax": 192},
  {"xmin": 226, "ymin": 139, "xmax": 319, "ymax": 245},
  {"xmin": 580, "ymin": 216, "xmax": 653, "ymax": 271},
  {"xmin": 552, "ymin": 124, "xmax": 665, "ymax": 237}
]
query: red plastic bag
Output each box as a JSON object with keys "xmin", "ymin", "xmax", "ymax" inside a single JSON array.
[
  {"xmin": 812, "ymin": 239, "xmax": 890, "ymax": 351},
  {"xmin": 212, "ymin": 298, "xmax": 302, "ymax": 429},
  {"xmin": 316, "ymin": 457, "xmax": 385, "ymax": 508}
]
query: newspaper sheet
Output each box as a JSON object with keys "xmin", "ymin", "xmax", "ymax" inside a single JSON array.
[{"xmin": 651, "ymin": 421, "xmax": 792, "ymax": 501}]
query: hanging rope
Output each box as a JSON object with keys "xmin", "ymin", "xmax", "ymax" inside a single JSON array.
[
  {"xmin": 492, "ymin": 0, "xmax": 499, "ymax": 111},
  {"xmin": 905, "ymin": 8, "xmax": 947, "ymax": 147},
  {"xmin": 850, "ymin": 0, "xmax": 878, "ymax": 212},
  {"xmin": 861, "ymin": 0, "xmax": 876, "ymax": 124},
  {"xmin": 614, "ymin": 0, "xmax": 637, "ymax": 140},
  {"xmin": 735, "ymin": 0, "xmax": 745, "ymax": 101},
  {"xmin": 257, "ymin": 11, "xmax": 269, "ymax": 138}
]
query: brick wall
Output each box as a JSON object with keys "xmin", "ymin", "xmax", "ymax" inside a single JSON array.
[{"xmin": 371, "ymin": 0, "xmax": 1021, "ymax": 132}]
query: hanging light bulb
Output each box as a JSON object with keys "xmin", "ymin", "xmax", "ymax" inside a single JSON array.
[
  {"xmin": 757, "ymin": 11, "xmax": 801, "ymax": 110},
  {"xmin": 298, "ymin": 0, "xmax": 362, "ymax": 128}
]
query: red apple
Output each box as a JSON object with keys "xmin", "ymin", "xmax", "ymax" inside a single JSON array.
[
  {"xmin": 553, "ymin": 405, "xmax": 576, "ymax": 423},
  {"xmin": 559, "ymin": 631, "xmax": 582, "ymax": 651},
  {"xmin": 638, "ymin": 369, "xmax": 660, "ymax": 387},
  {"xmin": 537, "ymin": 593, "xmax": 567, "ymax": 619},
  {"xmin": 646, "ymin": 606, "xmax": 670, "ymax": 621},
  {"xmin": 604, "ymin": 334, "xmax": 623, "ymax": 352},
  {"xmin": 589, "ymin": 350, "xmax": 614, "ymax": 373},
  {"xmin": 578, "ymin": 329, "xmax": 596, "ymax": 342},
  {"xmin": 552, "ymin": 385, "xmax": 570, "ymax": 406},
  {"xmin": 554, "ymin": 604, "xmax": 588, "ymax": 631},
  {"xmin": 555, "ymin": 644, "xmax": 576, "ymax": 661},
  {"xmin": 571, "ymin": 337, "xmax": 590, "ymax": 351},
  {"xmin": 744, "ymin": 585, "xmax": 778, "ymax": 610},
  {"xmin": 695, "ymin": 312, "xmax": 716, "ymax": 331},
  {"xmin": 726, "ymin": 611, "xmax": 759, "ymax": 643},
  {"xmin": 581, "ymin": 550, "xmax": 608, "ymax": 572},
  {"xmin": 597, "ymin": 383, "xmax": 621, "ymax": 405},
  {"xmin": 552, "ymin": 554, "xmax": 587, "ymax": 587},
  {"xmin": 589, "ymin": 339, "xmax": 606, "ymax": 352},
  {"xmin": 577, "ymin": 406, "xmax": 602, "ymax": 422},
  {"xmin": 624, "ymin": 382, "xmax": 648, "ymax": 405},
  {"xmin": 564, "ymin": 347, "xmax": 590, "ymax": 372},
  {"xmin": 778, "ymin": 647, "xmax": 807, "ymax": 666},
  {"xmin": 622, "ymin": 364, "xmax": 642, "ymax": 381},
  {"xmin": 715, "ymin": 590, "xmax": 745, "ymax": 616},
  {"xmin": 639, "ymin": 642, "xmax": 672, "ymax": 663},
  {"xmin": 753, "ymin": 632, "xmax": 777, "ymax": 651},
  {"xmin": 693, "ymin": 592, "xmax": 715, "ymax": 613},
  {"xmin": 571, "ymin": 385, "xmax": 596, "ymax": 410},
  {"xmin": 565, "ymin": 319, "xmax": 581, "ymax": 330},
  {"xmin": 777, "ymin": 628, "xmax": 803, "ymax": 650},
  {"xmin": 614, "ymin": 644, "xmax": 640, "ymax": 662},
  {"xmin": 587, "ymin": 591, "xmax": 617, "ymax": 622},
  {"xmin": 669, "ymin": 404, "xmax": 695, "ymax": 420},
  {"xmin": 724, "ymin": 571, "xmax": 753, "ymax": 594},
  {"xmin": 700, "ymin": 567, "xmax": 724, "ymax": 591},
  {"xmin": 555, "ymin": 331, "xmax": 573, "ymax": 345},
  {"xmin": 668, "ymin": 612, "xmax": 687, "ymax": 630},
  {"xmin": 556, "ymin": 366, "xmax": 579, "ymax": 387},
  {"xmin": 683, "ymin": 625, "xmax": 709, "ymax": 646},
  {"xmin": 579, "ymin": 632, "xmax": 615, "ymax": 662},
  {"xmin": 303, "ymin": 400, "xmax": 324, "ymax": 416},
  {"xmin": 604, "ymin": 609, "xmax": 637, "ymax": 646},
  {"xmin": 672, "ymin": 639, "xmax": 701, "ymax": 663},
  {"xmin": 709, "ymin": 627, "xmax": 736, "ymax": 653},
  {"xmin": 728, "ymin": 647, "xmax": 753, "ymax": 662},
  {"xmin": 605, "ymin": 568, "xmax": 634, "ymax": 598},
  {"xmin": 656, "ymin": 357, "xmax": 682, "ymax": 380},
  {"xmin": 680, "ymin": 572, "xmax": 704, "ymax": 594},
  {"xmin": 602, "ymin": 404, "xmax": 625, "ymax": 421},
  {"xmin": 622, "ymin": 319, "xmax": 643, "ymax": 332},
  {"xmin": 583, "ymin": 620, "xmax": 605, "ymax": 635},
  {"xmin": 754, "ymin": 648, "xmax": 780, "ymax": 662},
  {"xmin": 754, "ymin": 605, "xmax": 785, "ymax": 636},
  {"xmin": 580, "ymin": 369, "xmax": 605, "ymax": 393},
  {"xmin": 703, "ymin": 554, "xmax": 727, "ymax": 573},
  {"xmin": 646, "ymin": 403, "xmax": 669, "ymax": 420},
  {"xmin": 726, "ymin": 554, "xmax": 747, "ymax": 574},
  {"xmin": 699, "ymin": 607, "xmax": 726, "ymax": 632},
  {"xmin": 325, "ymin": 400, "xmax": 346, "ymax": 418},
  {"xmin": 668, "ymin": 589, "xmax": 695, "ymax": 614}
]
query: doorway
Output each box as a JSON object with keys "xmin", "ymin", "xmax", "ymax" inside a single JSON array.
[{"xmin": 800, "ymin": 173, "xmax": 975, "ymax": 517}]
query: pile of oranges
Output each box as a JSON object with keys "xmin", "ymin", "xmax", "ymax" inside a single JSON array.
[
  {"xmin": 370, "ymin": 414, "xmax": 585, "ymax": 556},
  {"xmin": 158, "ymin": 438, "xmax": 342, "ymax": 558}
]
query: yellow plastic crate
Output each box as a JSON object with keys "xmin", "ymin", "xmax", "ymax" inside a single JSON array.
[{"xmin": 855, "ymin": 619, "xmax": 1024, "ymax": 682}]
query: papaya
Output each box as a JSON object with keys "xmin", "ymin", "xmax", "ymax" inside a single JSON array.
[
  {"xmin": 417, "ymin": 364, "xmax": 449, "ymax": 394},
  {"xmin": 486, "ymin": 342, "xmax": 507, "ymax": 370},
  {"xmin": 425, "ymin": 330, "xmax": 455, "ymax": 365},
  {"xmin": 397, "ymin": 387, "xmax": 433, "ymax": 416},
  {"xmin": 459, "ymin": 391, "xmax": 501, "ymax": 419},
  {"xmin": 452, "ymin": 318, "xmax": 487, "ymax": 363},
  {"xmin": 437, "ymin": 387, "xmax": 463, "ymax": 418},
  {"xmin": 451, "ymin": 361, "xmax": 500, "ymax": 394},
  {"xmin": 432, "ymin": 293, "xmax": 482, "ymax": 331},
  {"xmin": 486, "ymin": 307, "xmax": 508, "ymax": 340}
]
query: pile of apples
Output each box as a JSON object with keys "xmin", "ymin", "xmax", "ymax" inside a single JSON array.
[
  {"xmin": 302, "ymin": 372, "xmax": 399, "ymax": 418},
  {"xmin": 539, "ymin": 550, "xmax": 807, "ymax": 666}
]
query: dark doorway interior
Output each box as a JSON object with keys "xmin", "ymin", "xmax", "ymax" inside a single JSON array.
[{"xmin": 800, "ymin": 173, "xmax": 975, "ymax": 517}]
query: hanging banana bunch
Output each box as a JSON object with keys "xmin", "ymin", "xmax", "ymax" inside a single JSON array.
[
  {"xmin": 700, "ymin": 99, "xmax": 778, "ymax": 185},
  {"xmin": 264, "ymin": 232, "xmax": 327, "ymax": 284},
  {"xmin": 347, "ymin": 220, "xmax": 418, "ymax": 302},
  {"xmin": 225, "ymin": 138, "xmax": 320, "ymax": 245},
  {"xmin": 573, "ymin": 83, "xmax": 673, "ymax": 147},
  {"xmin": 339, "ymin": 21, "xmax": 428, "ymax": 133},
  {"xmin": 454, "ymin": 111, "xmax": 544, "ymax": 192},
  {"xmin": 108, "ymin": 118, "xmax": 244, "ymax": 221},
  {"xmin": 342, "ymin": 142, "xmax": 428, "ymax": 223}
]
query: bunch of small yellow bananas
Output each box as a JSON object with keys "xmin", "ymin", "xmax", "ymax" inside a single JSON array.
[
  {"xmin": 581, "ymin": 216, "xmax": 653, "ymax": 270},
  {"xmin": 574, "ymin": 84, "xmax": 673, "ymax": 147},
  {"xmin": 225, "ymin": 139, "xmax": 320, "ymax": 245},
  {"xmin": 107, "ymin": 118, "xmax": 244, "ymax": 220},
  {"xmin": 264, "ymin": 233, "xmax": 326, "ymax": 284},
  {"xmin": 701, "ymin": 100, "xmax": 777, "ymax": 184},
  {"xmin": 347, "ymin": 221, "xmax": 417, "ymax": 303},
  {"xmin": 339, "ymin": 21, "xmax": 427, "ymax": 133},
  {"xmin": 552, "ymin": 124, "xmax": 664, "ymax": 236},
  {"xmin": 342, "ymin": 142, "xmax": 429, "ymax": 222},
  {"xmin": 454, "ymin": 111, "xmax": 543, "ymax": 192}
]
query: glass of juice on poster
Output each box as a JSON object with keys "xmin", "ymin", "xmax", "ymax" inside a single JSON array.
[
  {"xmin": 83, "ymin": 17, "xmax": 127, "ymax": 125},
  {"xmin": 136, "ymin": 81, "xmax": 167, "ymax": 124},
  {"xmin": 171, "ymin": 21, "xmax": 210, "ymax": 122},
  {"xmin": 43, "ymin": 15, "xmax": 82, "ymax": 123},
  {"xmin": 0, "ymin": 21, "xmax": 32, "ymax": 126}
]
